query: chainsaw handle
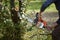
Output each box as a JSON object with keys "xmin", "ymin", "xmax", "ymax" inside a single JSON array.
[{"xmin": 36, "ymin": 12, "xmax": 42, "ymax": 22}]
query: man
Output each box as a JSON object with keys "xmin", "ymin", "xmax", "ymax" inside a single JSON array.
[{"xmin": 36, "ymin": 0, "xmax": 60, "ymax": 40}]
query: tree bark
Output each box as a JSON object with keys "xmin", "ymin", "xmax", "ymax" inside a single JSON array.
[
  {"xmin": 0, "ymin": 0, "xmax": 2, "ymax": 12},
  {"xmin": 9, "ymin": 0, "xmax": 24, "ymax": 40}
]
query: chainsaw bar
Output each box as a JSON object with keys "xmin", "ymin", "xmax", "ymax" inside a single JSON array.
[{"xmin": 18, "ymin": 12, "xmax": 46, "ymax": 28}]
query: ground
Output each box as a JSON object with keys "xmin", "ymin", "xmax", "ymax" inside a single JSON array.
[{"xmin": 23, "ymin": 12, "xmax": 59, "ymax": 40}]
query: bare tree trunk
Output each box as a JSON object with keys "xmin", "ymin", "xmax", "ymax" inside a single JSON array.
[
  {"xmin": 0, "ymin": 0, "xmax": 2, "ymax": 12},
  {"xmin": 10, "ymin": 0, "xmax": 24, "ymax": 40}
]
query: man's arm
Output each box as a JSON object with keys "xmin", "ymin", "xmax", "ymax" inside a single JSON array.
[
  {"xmin": 37, "ymin": 0, "xmax": 57, "ymax": 28},
  {"xmin": 40, "ymin": 0, "xmax": 56, "ymax": 13},
  {"xmin": 40, "ymin": 0, "xmax": 59, "ymax": 29},
  {"xmin": 38, "ymin": 0, "xmax": 56, "ymax": 20}
]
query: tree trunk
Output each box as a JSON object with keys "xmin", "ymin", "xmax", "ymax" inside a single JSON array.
[
  {"xmin": 9, "ymin": 0, "xmax": 24, "ymax": 40},
  {"xmin": 0, "ymin": 0, "xmax": 2, "ymax": 12}
]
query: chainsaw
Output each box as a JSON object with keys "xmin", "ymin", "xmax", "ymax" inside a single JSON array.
[
  {"xmin": 19, "ymin": 12, "xmax": 47, "ymax": 28},
  {"xmin": 34, "ymin": 13, "xmax": 47, "ymax": 28}
]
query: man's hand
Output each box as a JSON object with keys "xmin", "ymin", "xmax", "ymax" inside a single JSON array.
[{"xmin": 38, "ymin": 12, "xmax": 42, "ymax": 18}]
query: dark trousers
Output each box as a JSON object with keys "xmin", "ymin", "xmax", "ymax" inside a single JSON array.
[
  {"xmin": 52, "ymin": 11, "xmax": 60, "ymax": 40},
  {"xmin": 58, "ymin": 11, "xmax": 60, "ymax": 18},
  {"xmin": 52, "ymin": 25, "xmax": 60, "ymax": 40}
]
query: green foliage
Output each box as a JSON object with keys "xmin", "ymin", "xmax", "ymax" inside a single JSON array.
[
  {"xmin": 27, "ymin": 2, "xmax": 42, "ymax": 10},
  {"xmin": 0, "ymin": 0, "xmax": 26, "ymax": 40},
  {"xmin": 0, "ymin": 0, "xmax": 53, "ymax": 40}
]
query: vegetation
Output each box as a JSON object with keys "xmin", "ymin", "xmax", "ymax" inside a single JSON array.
[{"xmin": 0, "ymin": 0, "xmax": 58, "ymax": 40}]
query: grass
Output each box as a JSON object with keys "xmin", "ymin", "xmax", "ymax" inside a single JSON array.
[
  {"xmin": 27, "ymin": 2, "xmax": 42, "ymax": 10},
  {"xmin": 27, "ymin": 2, "xmax": 57, "ymax": 12}
]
